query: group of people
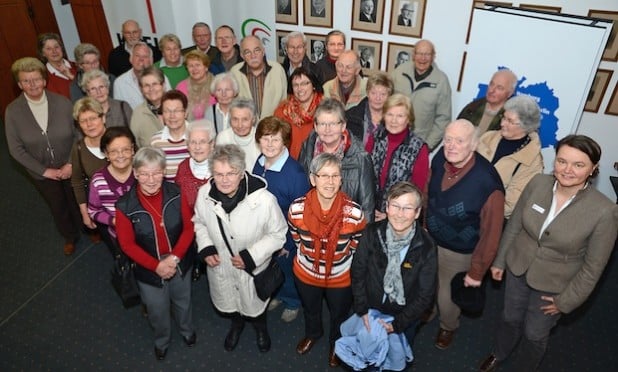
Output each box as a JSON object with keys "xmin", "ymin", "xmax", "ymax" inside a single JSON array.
[{"xmin": 5, "ymin": 17, "xmax": 618, "ymax": 372}]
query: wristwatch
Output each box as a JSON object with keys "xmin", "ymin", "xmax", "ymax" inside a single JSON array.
[{"xmin": 170, "ymin": 255, "xmax": 180, "ymax": 265}]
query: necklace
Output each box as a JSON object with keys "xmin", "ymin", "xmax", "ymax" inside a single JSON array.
[{"xmin": 140, "ymin": 189, "xmax": 164, "ymax": 227}]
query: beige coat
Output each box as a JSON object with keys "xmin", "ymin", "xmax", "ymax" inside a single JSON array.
[
  {"xmin": 230, "ymin": 60, "xmax": 288, "ymax": 119},
  {"xmin": 477, "ymin": 130, "xmax": 543, "ymax": 218}
]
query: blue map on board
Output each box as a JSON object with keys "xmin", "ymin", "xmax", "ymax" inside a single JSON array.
[{"xmin": 474, "ymin": 68, "xmax": 559, "ymax": 148}]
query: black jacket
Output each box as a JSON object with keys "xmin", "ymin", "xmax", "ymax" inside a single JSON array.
[
  {"xmin": 351, "ymin": 220, "xmax": 437, "ymax": 333},
  {"xmin": 345, "ymin": 96, "xmax": 369, "ymax": 142}
]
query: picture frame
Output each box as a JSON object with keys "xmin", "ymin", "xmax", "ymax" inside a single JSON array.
[
  {"xmin": 303, "ymin": 0, "xmax": 333, "ymax": 28},
  {"xmin": 386, "ymin": 42, "xmax": 415, "ymax": 73},
  {"xmin": 584, "ymin": 69, "xmax": 613, "ymax": 113},
  {"xmin": 275, "ymin": 0, "xmax": 298, "ymax": 25},
  {"xmin": 518, "ymin": 4, "xmax": 561, "ymax": 13},
  {"xmin": 275, "ymin": 30, "xmax": 291, "ymax": 64},
  {"xmin": 351, "ymin": 38, "xmax": 382, "ymax": 77},
  {"xmin": 588, "ymin": 10, "xmax": 618, "ymax": 62},
  {"xmin": 466, "ymin": 1, "xmax": 513, "ymax": 43},
  {"xmin": 305, "ymin": 33, "xmax": 327, "ymax": 63},
  {"xmin": 605, "ymin": 82, "xmax": 618, "ymax": 116},
  {"xmin": 351, "ymin": 0, "xmax": 386, "ymax": 34},
  {"xmin": 389, "ymin": 0, "xmax": 427, "ymax": 39}
]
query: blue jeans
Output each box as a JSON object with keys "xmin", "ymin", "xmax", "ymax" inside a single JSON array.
[{"xmin": 275, "ymin": 246, "xmax": 301, "ymax": 309}]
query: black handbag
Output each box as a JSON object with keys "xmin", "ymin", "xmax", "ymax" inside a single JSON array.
[
  {"xmin": 110, "ymin": 252, "xmax": 141, "ymax": 309},
  {"xmin": 217, "ymin": 216, "xmax": 284, "ymax": 301}
]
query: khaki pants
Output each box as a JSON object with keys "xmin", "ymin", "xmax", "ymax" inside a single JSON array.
[{"xmin": 436, "ymin": 246, "xmax": 471, "ymax": 331}]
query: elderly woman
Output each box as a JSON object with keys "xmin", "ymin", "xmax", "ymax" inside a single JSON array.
[
  {"xmin": 175, "ymin": 119, "xmax": 216, "ymax": 281},
  {"xmin": 476, "ymin": 95, "xmax": 544, "ymax": 218},
  {"xmin": 351, "ymin": 182, "xmax": 437, "ymax": 351},
  {"xmin": 216, "ymin": 98, "xmax": 261, "ymax": 167},
  {"xmin": 38, "ymin": 33, "xmax": 76, "ymax": 99},
  {"xmin": 345, "ymin": 72, "xmax": 394, "ymax": 148},
  {"xmin": 299, "ymin": 98, "xmax": 375, "ymax": 222},
  {"xmin": 252, "ymin": 117, "xmax": 311, "ymax": 322},
  {"xmin": 479, "ymin": 135, "xmax": 618, "ymax": 372},
  {"xmin": 82, "ymin": 69, "xmax": 132, "ymax": 128},
  {"xmin": 204, "ymin": 72, "xmax": 240, "ymax": 135},
  {"xmin": 5, "ymin": 57, "xmax": 81, "ymax": 255},
  {"xmin": 176, "ymin": 50, "xmax": 215, "ymax": 121},
  {"xmin": 150, "ymin": 90, "xmax": 190, "ymax": 181},
  {"xmin": 116, "ymin": 147, "xmax": 196, "ymax": 361},
  {"xmin": 88, "ymin": 127, "xmax": 136, "ymax": 253},
  {"xmin": 193, "ymin": 144, "xmax": 287, "ymax": 353},
  {"xmin": 273, "ymin": 67, "xmax": 324, "ymax": 159},
  {"xmin": 70, "ymin": 97, "xmax": 109, "ymax": 233},
  {"xmin": 155, "ymin": 34, "xmax": 188, "ymax": 88},
  {"xmin": 130, "ymin": 66, "xmax": 166, "ymax": 148},
  {"xmin": 289, "ymin": 153, "xmax": 367, "ymax": 367},
  {"xmin": 70, "ymin": 43, "xmax": 115, "ymax": 102},
  {"xmin": 368, "ymin": 93, "xmax": 429, "ymax": 221}
]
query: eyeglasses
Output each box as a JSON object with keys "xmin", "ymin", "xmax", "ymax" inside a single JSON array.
[
  {"xmin": 213, "ymin": 171, "xmax": 241, "ymax": 180},
  {"xmin": 136, "ymin": 171, "xmax": 164, "ymax": 179},
  {"xmin": 315, "ymin": 121, "xmax": 343, "ymax": 129},
  {"xmin": 501, "ymin": 115, "xmax": 521, "ymax": 126},
  {"xmin": 162, "ymin": 109, "xmax": 185, "ymax": 116},
  {"xmin": 242, "ymin": 47, "xmax": 263, "ymax": 57},
  {"xmin": 215, "ymin": 87, "xmax": 234, "ymax": 94},
  {"xmin": 106, "ymin": 147, "xmax": 133, "ymax": 157},
  {"xmin": 387, "ymin": 203, "xmax": 418, "ymax": 214},
  {"xmin": 313, "ymin": 173, "xmax": 341, "ymax": 182},
  {"xmin": 20, "ymin": 77, "xmax": 44, "ymax": 86},
  {"xmin": 81, "ymin": 60, "xmax": 100, "ymax": 67},
  {"xmin": 141, "ymin": 81, "xmax": 162, "ymax": 90},
  {"xmin": 78, "ymin": 115, "xmax": 102, "ymax": 125},
  {"xmin": 287, "ymin": 45, "xmax": 305, "ymax": 51},
  {"xmin": 87, "ymin": 85, "xmax": 107, "ymax": 93},
  {"xmin": 414, "ymin": 52, "xmax": 433, "ymax": 57},
  {"xmin": 292, "ymin": 81, "xmax": 312, "ymax": 89},
  {"xmin": 188, "ymin": 139, "xmax": 213, "ymax": 146}
]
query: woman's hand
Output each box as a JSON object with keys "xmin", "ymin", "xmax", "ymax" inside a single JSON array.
[
  {"xmin": 81, "ymin": 213, "xmax": 97, "ymax": 229},
  {"xmin": 378, "ymin": 319, "xmax": 394, "ymax": 334},
  {"xmin": 155, "ymin": 257, "xmax": 177, "ymax": 279},
  {"xmin": 231, "ymin": 254, "xmax": 245, "ymax": 270},
  {"xmin": 490, "ymin": 267, "xmax": 504, "ymax": 281},
  {"xmin": 59, "ymin": 163, "xmax": 72, "ymax": 179},
  {"xmin": 375, "ymin": 210, "xmax": 387, "ymax": 221},
  {"xmin": 362, "ymin": 314, "xmax": 371, "ymax": 331},
  {"xmin": 540, "ymin": 296, "xmax": 561, "ymax": 316},
  {"xmin": 43, "ymin": 168, "xmax": 61, "ymax": 180},
  {"xmin": 205, "ymin": 254, "xmax": 220, "ymax": 267}
]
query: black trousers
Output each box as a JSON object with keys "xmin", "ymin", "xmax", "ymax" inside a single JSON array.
[{"xmin": 32, "ymin": 178, "xmax": 81, "ymax": 243}]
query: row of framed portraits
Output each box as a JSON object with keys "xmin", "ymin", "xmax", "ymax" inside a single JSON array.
[
  {"xmin": 277, "ymin": 1, "xmax": 618, "ymax": 62},
  {"xmin": 276, "ymin": 0, "xmax": 427, "ymax": 39},
  {"xmin": 585, "ymin": 69, "xmax": 618, "ymax": 116}
]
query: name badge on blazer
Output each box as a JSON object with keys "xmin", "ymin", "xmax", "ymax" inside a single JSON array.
[
  {"xmin": 532, "ymin": 204, "xmax": 545, "ymax": 214},
  {"xmin": 402, "ymin": 262, "xmax": 413, "ymax": 269}
]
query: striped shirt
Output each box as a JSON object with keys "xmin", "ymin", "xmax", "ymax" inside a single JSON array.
[
  {"xmin": 150, "ymin": 125, "xmax": 190, "ymax": 181},
  {"xmin": 88, "ymin": 166, "xmax": 135, "ymax": 238}
]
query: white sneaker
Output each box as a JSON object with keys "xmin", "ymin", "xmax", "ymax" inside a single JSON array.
[
  {"xmin": 281, "ymin": 308, "xmax": 299, "ymax": 322},
  {"xmin": 268, "ymin": 298, "xmax": 282, "ymax": 311}
]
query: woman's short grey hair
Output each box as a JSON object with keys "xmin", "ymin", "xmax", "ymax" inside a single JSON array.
[
  {"xmin": 133, "ymin": 147, "xmax": 166, "ymax": 170},
  {"xmin": 210, "ymin": 72, "xmax": 240, "ymax": 96},
  {"xmin": 503, "ymin": 95, "xmax": 541, "ymax": 133},
  {"xmin": 229, "ymin": 98, "xmax": 257, "ymax": 123},
  {"xmin": 139, "ymin": 65, "xmax": 165, "ymax": 85},
  {"xmin": 187, "ymin": 119, "xmax": 216, "ymax": 143},
  {"xmin": 73, "ymin": 43, "xmax": 100, "ymax": 64},
  {"xmin": 80, "ymin": 69, "xmax": 110, "ymax": 91},
  {"xmin": 209, "ymin": 144, "xmax": 246, "ymax": 174},
  {"xmin": 314, "ymin": 98, "xmax": 346, "ymax": 125},
  {"xmin": 309, "ymin": 153, "xmax": 342, "ymax": 175}
]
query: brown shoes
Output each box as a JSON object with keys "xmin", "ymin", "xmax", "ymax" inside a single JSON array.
[
  {"xmin": 296, "ymin": 337, "xmax": 316, "ymax": 355},
  {"xmin": 435, "ymin": 328, "xmax": 455, "ymax": 349},
  {"xmin": 328, "ymin": 346, "xmax": 340, "ymax": 367},
  {"xmin": 479, "ymin": 353, "xmax": 499, "ymax": 372},
  {"xmin": 63, "ymin": 242, "xmax": 75, "ymax": 256}
]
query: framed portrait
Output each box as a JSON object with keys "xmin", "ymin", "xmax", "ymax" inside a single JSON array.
[
  {"xmin": 389, "ymin": 0, "xmax": 427, "ymax": 38},
  {"xmin": 584, "ymin": 69, "xmax": 613, "ymax": 113},
  {"xmin": 275, "ymin": 30, "xmax": 291, "ymax": 64},
  {"xmin": 275, "ymin": 0, "xmax": 298, "ymax": 24},
  {"xmin": 466, "ymin": 1, "xmax": 513, "ymax": 43},
  {"xmin": 303, "ymin": 0, "xmax": 333, "ymax": 28},
  {"xmin": 588, "ymin": 10, "xmax": 618, "ymax": 62},
  {"xmin": 351, "ymin": 0, "xmax": 385, "ymax": 34},
  {"xmin": 305, "ymin": 33, "xmax": 327, "ymax": 63},
  {"xmin": 351, "ymin": 38, "xmax": 382, "ymax": 76},
  {"xmin": 386, "ymin": 42, "xmax": 415, "ymax": 73},
  {"xmin": 605, "ymin": 82, "xmax": 618, "ymax": 116},
  {"xmin": 518, "ymin": 4, "xmax": 561, "ymax": 13}
]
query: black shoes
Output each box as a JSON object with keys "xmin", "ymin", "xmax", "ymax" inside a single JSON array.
[
  {"xmin": 479, "ymin": 353, "xmax": 499, "ymax": 372},
  {"xmin": 256, "ymin": 330, "xmax": 271, "ymax": 352},
  {"xmin": 224, "ymin": 325, "xmax": 244, "ymax": 351},
  {"xmin": 154, "ymin": 347, "xmax": 167, "ymax": 360},
  {"xmin": 183, "ymin": 332, "xmax": 197, "ymax": 347}
]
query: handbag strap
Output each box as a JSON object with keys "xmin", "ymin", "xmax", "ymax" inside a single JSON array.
[{"xmin": 216, "ymin": 215, "xmax": 256, "ymax": 277}]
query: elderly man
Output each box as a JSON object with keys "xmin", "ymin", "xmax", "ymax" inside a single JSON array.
[
  {"xmin": 359, "ymin": 0, "xmax": 375, "ymax": 22},
  {"xmin": 281, "ymin": 32, "xmax": 320, "ymax": 83},
  {"xmin": 397, "ymin": 3, "xmax": 415, "ymax": 26},
  {"xmin": 323, "ymin": 50, "xmax": 367, "ymax": 110},
  {"xmin": 298, "ymin": 98, "xmax": 375, "ymax": 222},
  {"xmin": 311, "ymin": 40, "xmax": 325, "ymax": 63},
  {"xmin": 391, "ymin": 39, "xmax": 452, "ymax": 150},
  {"xmin": 311, "ymin": 0, "xmax": 326, "ymax": 17},
  {"xmin": 230, "ymin": 35, "xmax": 287, "ymax": 119},
  {"xmin": 394, "ymin": 50, "xmax": 410, "ymax": 68},
  {"xmin": 457, "ymin": 69, "xmax": 518, "ymax": 135},
  {"xmin": 426, "ymin": 119, "xmax": 504, "ymax": 350},
  {"xmin": 114, "ymin": 42, "xmax": 171, "ymax": 108},
  {"xmin": 108, "ymin": 20, "xmax": 161, "ymax": 77},
  {"xmin": 187, "ymin": 22, "xmax": 219, "ymax": 62},
  {"xmin": 215, "ymin": 98, "xmax": 261, "ymax": 167},
  {"xmin": 209, "ymin": 25, "xmax": 243, "ymax": 75},
  {"xmin": 315, "ymin": 30, "xmax": 346, "ymax": 84}
]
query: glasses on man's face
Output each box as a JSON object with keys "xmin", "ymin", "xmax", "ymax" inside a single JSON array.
[
  {"xmin": 243, "ymin": 47, "xmax": 263, "ymax": 57},
  {"xmin": 162, "ymin": 109, "xmax": 186, "ymax": 116},
  {"xmin": 213, "ymin": 171, "xmax": 241, "ymax": 180},
  {"xmin": 315, "ymin": 121, "xmax": 343, "ymax": 129},
  {"xmin": 106, "ymin": 147, "xmax": 133, "ymax": 157},
  {"xmin": 313, "ymin": 173, "xmax": 341, "ymax": 182},
  {"xmin": 136, "ymin": 171, "xmax": 164, "ymax": 180},
  {"xmin": 387, "ymin": 203, "xmax": 418, "ymax": 214}
]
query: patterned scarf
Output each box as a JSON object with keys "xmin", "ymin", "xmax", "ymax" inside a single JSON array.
[
  {"xmin": 313, "ymin": 128, "xmax": 352, "ymax": 161},
  {"xmin": 280, "ymin": 92, "xmax": 323, "ymax": 128},
  {"xmin": 302, "ymin": 188, "xmax": 346, "ymax": 278},
  {"xmin": 379, "ymin": 222, "xmax": 416, "ymax": 305}
]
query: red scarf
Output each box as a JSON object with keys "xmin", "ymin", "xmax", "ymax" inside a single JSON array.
[
  {"xmin": 302, "ymin": 188, "xmax": 346, "ymax": 278},
  {"xmin": 314, "ymin": 128, "xmax": 352, "ymax": 160},
  {"xmin": 281, "ymin": 92, "xmax": 323, "ymax": 128}
]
